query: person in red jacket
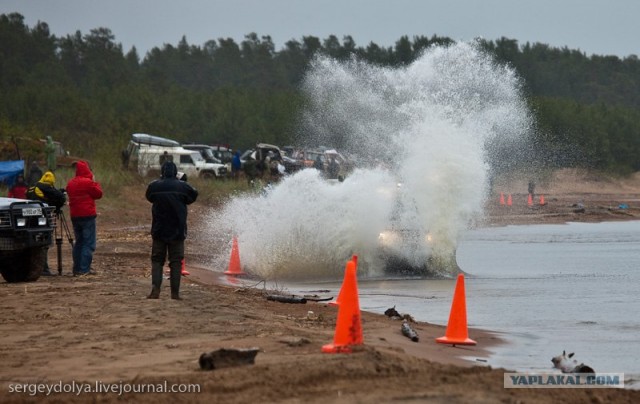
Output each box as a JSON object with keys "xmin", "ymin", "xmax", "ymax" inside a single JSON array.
[
  {"xmin": 66, "ymin": 161, "xmax": 103, "ymax": 276},
  {"xmin": 8, "ymin": 174, "xmax": 28, "ymax": 199}
]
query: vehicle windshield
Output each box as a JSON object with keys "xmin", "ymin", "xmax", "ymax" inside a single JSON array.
[
  {"xmin": 213, "ymin": 150, "xmax": 233, "ymax": 162},
  {"xmin": 306, "ymin": 151, "xmax": 323, "ymax": 161},
  {"xmin": 190, "ymin": 152, "xmax": 205, "ymax": 163},
  {"xmin": 240, "ymin": 150, "xmax": 254, "ymax": 160},
  {"xmin": 201, "ymin": 149, "xmax": 214, "ymax": 159},
  {"xmin": 202, "ymin": 149, "xmax": 223, "ymax": 163}
]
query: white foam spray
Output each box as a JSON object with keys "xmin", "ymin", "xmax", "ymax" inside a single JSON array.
[{"xmin": 201, "ymin": 42, "xmax": 532, "ymax": 280}]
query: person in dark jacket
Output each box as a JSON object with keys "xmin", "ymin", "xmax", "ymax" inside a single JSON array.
[
  {"xmin": 66, "ymin": 161, "xmax": 103, "ymax": 276},
  {"xmin": 146, "ymin": 161, "xmax": 198, "ymax": 300},
  {"xmin": 26, "ymin": 171, "xmax": 67, "ymax": 275},
  {"xmin": 27, "ymin": 161, "xmax": 43, "ymax": 186}
]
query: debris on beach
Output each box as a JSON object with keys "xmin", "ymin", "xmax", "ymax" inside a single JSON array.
[
  {"xmin": 572, "ymin": 202, "xmax": 585, "ymax": 213},
  {"xmin": 401, "ymin": 321, "xmax": 419, "ymax": 342},
  {"xmin": 384, "ymin": 305, "xmax": 416, "ymax": 323},
  {"xmin": 199, "ymin": 348, "xmax": 260, "ymax": 370},
  {"xmin": 279, "ymin": 336, "xmax": 311, "ymax": 347},
  {"xmin": 266, "ymin": 294, "xmax": 307, "ymax": 304}
]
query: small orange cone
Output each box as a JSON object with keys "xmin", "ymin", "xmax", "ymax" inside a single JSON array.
[
  {"xmin": 181, "ymin": 258, "xmax": 190, "ymax": 276},
  {"xmin": 527, "ymin": 193, "xmax": 533, "ymax": 206},
  {"xmin": 322, "ymin": 260, "xmax": 363, "ymax": 353},
  {"xmin": 507, "ymin": 194, "xmax": 512, "ymax": 206},
  {"xmin": 539, "ymin": 195, "xmax": 546, "ymax": 205},
  {"xmin": 436, "ymin": 274, "xmax": 476, "ymax": 346},
  {"xmin": 224, "ymin": 236, "xmax": 245, "ymax": 276},
  {"xmin": 499, "ymin": 193, "xmax": 505, "ymax": 206},
  {"xmin": 328, "ymin": 256, "xmax": 357, "ymax": 307}
]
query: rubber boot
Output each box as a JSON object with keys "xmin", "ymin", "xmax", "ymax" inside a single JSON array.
[
  {"xmin": 147, "ymin": 287, "xmax": 160, "ymax": 299},
  {"xmin": 148, "ymin": 264, "xmax": 163, "ymax": 299},
  {"xmin": 169, "ymin": 262, "xmax": 182, "ymax": 300}
]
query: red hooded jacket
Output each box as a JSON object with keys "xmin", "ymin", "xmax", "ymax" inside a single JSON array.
[{"xmin": 66, "ymin": 161, "xmax": 103, "ymax": 218}]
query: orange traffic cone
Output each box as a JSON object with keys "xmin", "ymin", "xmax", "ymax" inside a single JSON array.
[
  {"xmin": 499, "ymin": 193, "xmax": 505, "ymax": 206},
  {"xmin": 527, "ymin": 193, "xmax": 533, "ymax": 206},
  {"xmin": 436, "ymin": 274, "xmax": 476, "ymax": 346},
  {"xmin": 322, "ymin": 260, "xmax": 363, "ymax": 353},
  {"xmin": 181, "ymin": 258, "xmax": 190, "ymax": 276},
  {"xmin": 539, "ymin": 195, "xmax": 546, "ymax": 205},
  {"xmin": 328, "ymin": 256, "xmax": 357, "ymax": 307},
  {"xmin": 507, "ymin": 194, "xmax": 512, "ymax": 206},
  {"xmin": 224, "ymin": 236, "xmax": 244, "ymax": 276}
]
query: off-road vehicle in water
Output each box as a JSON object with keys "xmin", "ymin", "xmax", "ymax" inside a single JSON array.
[
  {"xmin": 0, "ymin": 197, "xmax": 55, "ymax": 282},
  {"xmin": 376, "ymin": 184, "xmax": 462, "ymax": 278}
]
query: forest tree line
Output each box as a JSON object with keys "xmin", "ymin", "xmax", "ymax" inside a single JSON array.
[{"xmin": 1, "ymin": 12, "xmax": 640, "ymax": 173}]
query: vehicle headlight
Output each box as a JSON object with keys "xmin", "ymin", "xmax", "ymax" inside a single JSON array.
[
  {"xmin": 379, "ymin": 231, "xmax": 399, "ymax": 246},
  {"xmin": 38, "ymin": 217, "xmax": 48, "ymax": 226},
  {"xmin": 17, "ymin": 218, "xmax": 26, "ymax": 227},
  {"xmin": 425, "ymin": 233, "xmax": 433, "ymax": 243}
]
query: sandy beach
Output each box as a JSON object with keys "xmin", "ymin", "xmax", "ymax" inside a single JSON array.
[{"xmin": 1, "ymin": 169, "xmax": 640, "ymax": 403}]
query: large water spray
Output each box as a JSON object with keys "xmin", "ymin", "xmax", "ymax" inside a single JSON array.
[{"xmin": 202, "ymin": 42, "xmax": 532, "ymax": 280}]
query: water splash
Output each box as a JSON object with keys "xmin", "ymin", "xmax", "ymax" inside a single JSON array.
[{"xmin": 202, "ymin": 42, "xmax": 532, "ymax": 280}]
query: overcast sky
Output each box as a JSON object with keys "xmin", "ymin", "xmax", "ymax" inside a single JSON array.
[{"xmin": 2, "ymin": 0, "xmax": 638, "ymax": 58}]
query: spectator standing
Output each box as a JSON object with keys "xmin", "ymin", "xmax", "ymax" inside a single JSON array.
[
  {"xmin": 146, "ymin": 161, "xmax": 198, "ymax": 300},
  {"xmin": 8, "ymin": 174, "xmax": 28, "ymax": 199},
  {"xmin": 159, "ymin": 151, "xmax": 172, "ymax": 165},
  {"xmin": 528, "ymin": 180, "xmax": 536, "ymax": 198},
  {"xmin": 231, "ymin": 151, "xmax": 242, "ymax": 180},
  {"xmin": 243, "ymin": 153, "xmax": 259, "ymax": 186},
  {"xmin": 26, "ymin": 171, "xmax": 66, "ymax": 275},
  {"xmin": 313, "ymin": 155, "xmax": 324, "ymax": 172},
  {"xmin": 45, "ymin": 136, "xmax": 56, "ymax": 172},
  {"xmin": 66, "ymin": 161, "xmax": 103, "ymax": 276},
  {"xmin": 27, "ymin": 161, "xmax": 43, "ymax": 186}
]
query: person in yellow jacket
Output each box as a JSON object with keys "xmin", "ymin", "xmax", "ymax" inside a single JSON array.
[{"xmin": 26, "ymin": 171, "xmax": 66, "ymax": 275}]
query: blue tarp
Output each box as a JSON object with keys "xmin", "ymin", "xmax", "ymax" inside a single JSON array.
[{"xmin": 0, "ymin": 160, "xmax": 25, "ymax": 187}]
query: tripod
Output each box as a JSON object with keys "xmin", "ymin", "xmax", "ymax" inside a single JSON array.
[{"xmin": 55, "ymin": 209, "xmax": 74, "ymax": 275}]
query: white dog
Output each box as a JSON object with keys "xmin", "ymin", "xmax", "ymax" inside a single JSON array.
[{"xmin": 551, "ymin": 351, "xmax": 595, "ymax": 374}]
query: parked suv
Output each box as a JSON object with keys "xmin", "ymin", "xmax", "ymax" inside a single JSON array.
[
  {"xmin": 124, "ymin": 134, "xmax": 227, "ymax": 178},
  {"xmin": 0, "ymin": 198, "xmax": 56, "ymax": 282},
  {"xmin": 208, "ymin": 144, "xmax": 234, "ymax": 164},
  {"xmin": 182, "ymin": 144, "xmax": 231, "ymax": 174},
  {"xmin": 248, "ymin": 143, "xmax": 303, "ymax": 174}
]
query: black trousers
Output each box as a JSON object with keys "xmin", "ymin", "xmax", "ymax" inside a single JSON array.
[{"xmin": 151, "ymin": 238, "xmax": 184, "ymax": 294}]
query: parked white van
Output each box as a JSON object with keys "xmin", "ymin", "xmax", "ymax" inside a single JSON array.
[{"xmin": 123, "ymin": 133, "xmax": 227, "ymax": 178}]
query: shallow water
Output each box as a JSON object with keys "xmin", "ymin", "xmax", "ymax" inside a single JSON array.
[{"xmin": 275, "ymin": 221, "xmax": 640, "ymax": 383}]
